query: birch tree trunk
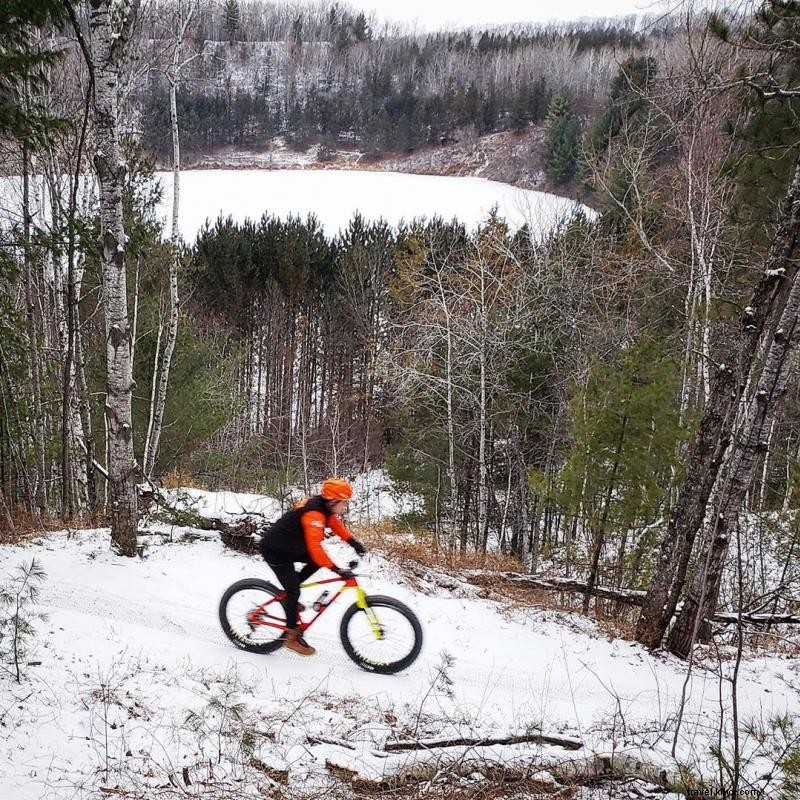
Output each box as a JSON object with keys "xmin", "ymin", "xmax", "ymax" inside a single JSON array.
[
  {"xmin": 477, "ymin": 257, "xmax": 489, "ymax": 551},
  {"xmin": 143, "ymin": 5, "xmax": 192, "ymax": 477},
  {"xmin": 88, "ymin": 0, "xmax": 140, "ymax": 556},
  {"xmin": 434, "ymin": 263, "xmax": 459, "ymax": 551}
]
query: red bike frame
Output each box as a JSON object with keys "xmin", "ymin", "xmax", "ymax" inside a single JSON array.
[{"xmin": 247, "ymin": 572, "xmax": 380, "ymax": 634}]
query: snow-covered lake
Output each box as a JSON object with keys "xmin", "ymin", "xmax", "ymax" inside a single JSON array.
[
  {"xmin": 155, "ymin": 169, "xmax": 592, "ymax": 241},
  {"xmin": 1, "ymin": 169, "xmax": 592, "ymax": 244}
]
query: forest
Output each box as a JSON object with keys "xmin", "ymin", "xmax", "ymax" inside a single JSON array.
[{"xmin": 1, "ymin": 0, "xmax": 800, "ymax": 667}]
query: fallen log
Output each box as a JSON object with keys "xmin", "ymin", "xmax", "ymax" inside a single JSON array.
[
  {"xmin": 470, "ymin": 571, "xmax": 800, "ymax": 624},
  {"xmin": 384, "ymin": 732, "xmax": 583, "ymax": 752},
  {"xmin": 468, "ymin": 572, "xmax": 647, "ymax": 607},
  {"xmin": 138, "ymin": 483, "xmax": 266, "ymax": 555},
  {"xmin": 713, "ymin": 611, "xmax": 800, "ymax": 625},
  {"xmin": 325, "ymin": 744, "xmax": 701, "ymax": 795}
]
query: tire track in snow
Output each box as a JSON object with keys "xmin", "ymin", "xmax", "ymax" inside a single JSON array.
[
  {"xmin": 41, "ymin": 581, "xmax": 224, "ymax": 645},
  {"xmin": 41, "ymin": 576, "xmax": 544, "ymax": 697}
]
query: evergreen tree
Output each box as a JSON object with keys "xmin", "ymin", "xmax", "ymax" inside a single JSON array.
[
  {"xmin": 222, "ymin": 0, "xmax": 239, "ymax": 43},
  {"xmin": 510, "ymin": 82, "xmax": 531, "ymax": 131},
  {"xmin": 541, "ymin": 90, "xmax": 580, "ymax": 185},
  {"xmin": 0, "ymin": 0, "xmax": 65, "ymax": 144},
  {"xmin": 553, "ymin": 340, "xmax": 684, "ymax": 602},
  {"xmin": 352, "ymin": 11, "xmax": 371, "ymax": 42},
  {"xmin": 714, "ymin": 2, "xmax": 800, "ymax": 242},
  {"xmin": 589, "ymin": 56, "xmax": 657, "ymax": 157}
]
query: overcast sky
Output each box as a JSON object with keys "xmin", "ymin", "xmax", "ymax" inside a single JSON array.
[{"xmin": 345, "ymin": 0, "xmax": 675, "ymax": 31}]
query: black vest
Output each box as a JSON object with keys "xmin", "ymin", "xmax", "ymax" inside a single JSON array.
[{"xmin": 260, "ymin": 495, "xmax": 330, "ymax": 563}]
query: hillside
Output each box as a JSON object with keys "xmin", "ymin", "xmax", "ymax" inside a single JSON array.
[
  {"xmin": 179, "ymin": 127, "xmax": 552, "ymax": 193},
  {"xmin": 1, "ymin": 490, "xmax": 797, "ymax": 799}
]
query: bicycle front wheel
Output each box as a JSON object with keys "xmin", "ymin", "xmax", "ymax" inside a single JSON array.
[
  {"xmin": 340, "ymin": 595, "xmax": 423, "ymax": 674},
  {"xmin": 219, "ymin": 578, "xmax": 286, "ymax": 654}
]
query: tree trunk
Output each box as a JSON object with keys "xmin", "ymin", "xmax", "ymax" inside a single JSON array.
[
  {"xmin": 87, "ymin": 0, "xmax": 140, "ymax": 556},
  {"xmin": 144, "ymin": 53, "xmax": 182, "ymax": 477},
  {"xmin": 668, "ymin": 229, "xmax": 800, "ymax": 656},
  {"xmin": 0, "ymin": 485, "xmax": 15, "ymax": 536},
  {"xmin": 22, "ymin": 143, "xmax": 48, "ymax": 515},
  {"xmin": 637, "ymin": 158, "xmax": 800, "ymax": 651},
  {"xmin": 583, "ymin": 412, "xmax": 627, "ymax": 616}
]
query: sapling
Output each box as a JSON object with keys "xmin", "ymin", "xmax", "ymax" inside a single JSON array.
[{"xmin": 0, "ymin": 559, "xmax": 47, "ymax": 683}]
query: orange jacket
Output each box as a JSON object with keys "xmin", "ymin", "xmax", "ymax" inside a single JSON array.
[{"xmin": 261, "ymin": 494, "xmax": 352, "ymax": 568}]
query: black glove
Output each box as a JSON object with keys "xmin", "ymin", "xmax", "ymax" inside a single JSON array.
[
  {"xmin": 335, "ymin": 567, "xmax": 355, "ymax": 580},
  {"xmin": 350, "ymin": 538, "xmax": 366, "ymax": 556}
]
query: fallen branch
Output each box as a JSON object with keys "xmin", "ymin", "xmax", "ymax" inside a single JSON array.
[
  {"xmin": 713, "ymin": 611, "xmax": 800, "ymax": 625},
  {"xmin": 469, "ymin": 572, "xmax": 647, "ymax": 607},
  {"xmin": 471, "ymin": 572, "xmax": 800, "ymax": 624},
  {"xmin": 137, "ymin": 482, "xmax": 266, "ymax": 554},
  {"xmin": 384, "ymin": 732, "xmax": 583, "ymax": 752},
  {"xmin": 307, "ymin": 735, "xmax": 357, "ymax": 750}
]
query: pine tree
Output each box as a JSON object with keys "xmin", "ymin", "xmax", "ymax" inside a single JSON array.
[
  {"xmin": 352, "ymin": 11, "xmax": 371, "ymax": 42},
  {"xmin": 0, "ymin": 0, "xmax": 65, "ymax": 144},
  {"xmin": 541, "ymin": 90, "xmax": 580, "ymax": 185},
  {"xmin": 555, "ymin": 340, "xmax": 683, "ymax": 611},
  {"xmin": 222, "ymin": 0, "xmax": 239, "ymax": 44},
  {"xmin": 510, "ymin": 82, "xmax": 531, "ymax": 131}
]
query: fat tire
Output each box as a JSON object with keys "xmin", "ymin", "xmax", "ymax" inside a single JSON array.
[
  {"xmin": 219, "ymin": 578, "xmax": 285, "ymax": 654},
  {"xmin": 339, "ymin": 595, "xmax": 423, "ymax": 674}
]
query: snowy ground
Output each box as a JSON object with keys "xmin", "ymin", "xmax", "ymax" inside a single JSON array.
[
  {"xmin": 154, "ymin": 168, "xmax": 593, "ymax": 242},
  {"xmin": 1, "ymin": 495, "xmax": 798, "ymax": 798}
]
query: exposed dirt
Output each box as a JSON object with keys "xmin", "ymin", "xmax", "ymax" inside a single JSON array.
[{"xmin": 179, "ymin": 128, "xmax": 552, "ymax": 192}]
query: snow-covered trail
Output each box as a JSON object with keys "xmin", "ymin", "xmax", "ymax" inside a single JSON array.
[
  {"xmin": 2, "ymin": 528, "xmax": 799, "ymax": 798},
  {"xmin": 19, "ymin": 529, "xmax": 800, "ymax": 727}
]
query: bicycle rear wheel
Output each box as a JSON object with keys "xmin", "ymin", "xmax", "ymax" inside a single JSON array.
[
  {"xmin": 339, "ymin": 595, "xmax": 423, "ymax": 674},
  {"xmin": 219, "ymin": 579, "xmax": 286, "ymax": 654}
]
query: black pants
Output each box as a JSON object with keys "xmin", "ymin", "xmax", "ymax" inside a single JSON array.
[{"xmin": 264, "ymin": 559, "xmax": 318, "ymax": 629}]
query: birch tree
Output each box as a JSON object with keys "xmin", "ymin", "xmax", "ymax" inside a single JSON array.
[
  {"xmin": 143, "ymin": 0, "xmax": 197, "ymax": 478},
  {"xmin": 78, "ymin": 0, "xmax": 141, "ymax": 555}
]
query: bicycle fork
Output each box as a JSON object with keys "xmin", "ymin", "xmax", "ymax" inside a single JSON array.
[{"xmin": 354, "ymin": 586, "xmax": 385, "ymax": 640}]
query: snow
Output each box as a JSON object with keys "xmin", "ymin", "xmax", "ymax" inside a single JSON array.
[
  {"xmin": 1, "ymin": 490, "xmax": 798, "ymax": 798},
  {"xmin": 1, "ymin": 168, "xmax": 593, "ymax": 252},
  {"xmin": 155, "ymin": 169, "xmax": 593, "ymax": 243},
  {"xmin": 161, "ymin": 469, "xmax": 420, "ymax": 525}
]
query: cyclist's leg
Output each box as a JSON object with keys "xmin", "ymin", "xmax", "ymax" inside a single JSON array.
[
  {"xmin": 271, "ymin": 561, "xmax": 317, "ymax": 656},
  {"xmin": 296, "ymin": 562, "xmax": 318, "ymax": 585},
  {"xmin": 265, "ymin": 560, "xmax": 300, "ymax": 628}
]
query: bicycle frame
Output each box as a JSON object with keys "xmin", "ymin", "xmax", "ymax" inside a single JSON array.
[{"xmin": 248, "ymin": 572, "xmax": 384, "ymax": 638}]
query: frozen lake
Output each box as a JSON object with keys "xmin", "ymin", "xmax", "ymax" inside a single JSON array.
[
  {"xmin": 154, "ymin": 168, "xmax": 592, "ymax": 241},
  {"xmin": 1, "ymin": 169, "xmax": 593, "ymax": 243}
]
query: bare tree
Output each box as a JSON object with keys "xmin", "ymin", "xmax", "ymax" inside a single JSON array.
[
  {"xmin": 75, "ymin": 0, "xmax": 141, "ymax": 555},
  {"xmin": 143, "ymin": 0, "xmax": 199, "ymax": 478}
]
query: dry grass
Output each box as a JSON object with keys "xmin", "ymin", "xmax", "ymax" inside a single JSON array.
[
  {"xmin": 160, "ymin": 469, "xmax": 206, "ymax": 490},
  {"xmin": 351, "ymin": 521, "xmax": 639, "ymax": 641},
  {"xmin": 303, "ymin": 774, "xmax": 575, "ymax": 800},
  {"xmin": 0, "ymin": 509, "xmax": 108, "ymax": 546},
  {"xmin": 352, "ymin": 519, "xmax": 525, "ymax": 574}
]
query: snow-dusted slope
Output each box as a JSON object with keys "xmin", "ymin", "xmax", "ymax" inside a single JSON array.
[{"xmin": 0, "ymin": 519, "xmax": 797, "ymax": 798}]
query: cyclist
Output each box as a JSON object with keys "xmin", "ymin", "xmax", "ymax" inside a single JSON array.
[{"xmin": 259, "ymin": 478, "xmax": 366, "ymax": 656}]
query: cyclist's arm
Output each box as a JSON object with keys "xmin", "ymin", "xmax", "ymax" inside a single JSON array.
[
  {"xmin": 327, "ymin": 514, "xmax": 353, "ymax": 543},
  {"xmin": 300, "ymin": 511, "xmax": 336, "ymax": 568}
]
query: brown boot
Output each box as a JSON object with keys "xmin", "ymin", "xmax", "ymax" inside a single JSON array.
[{"xmin": 283, "ymin": 628, "xmax": 316, "ymax": 656}]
